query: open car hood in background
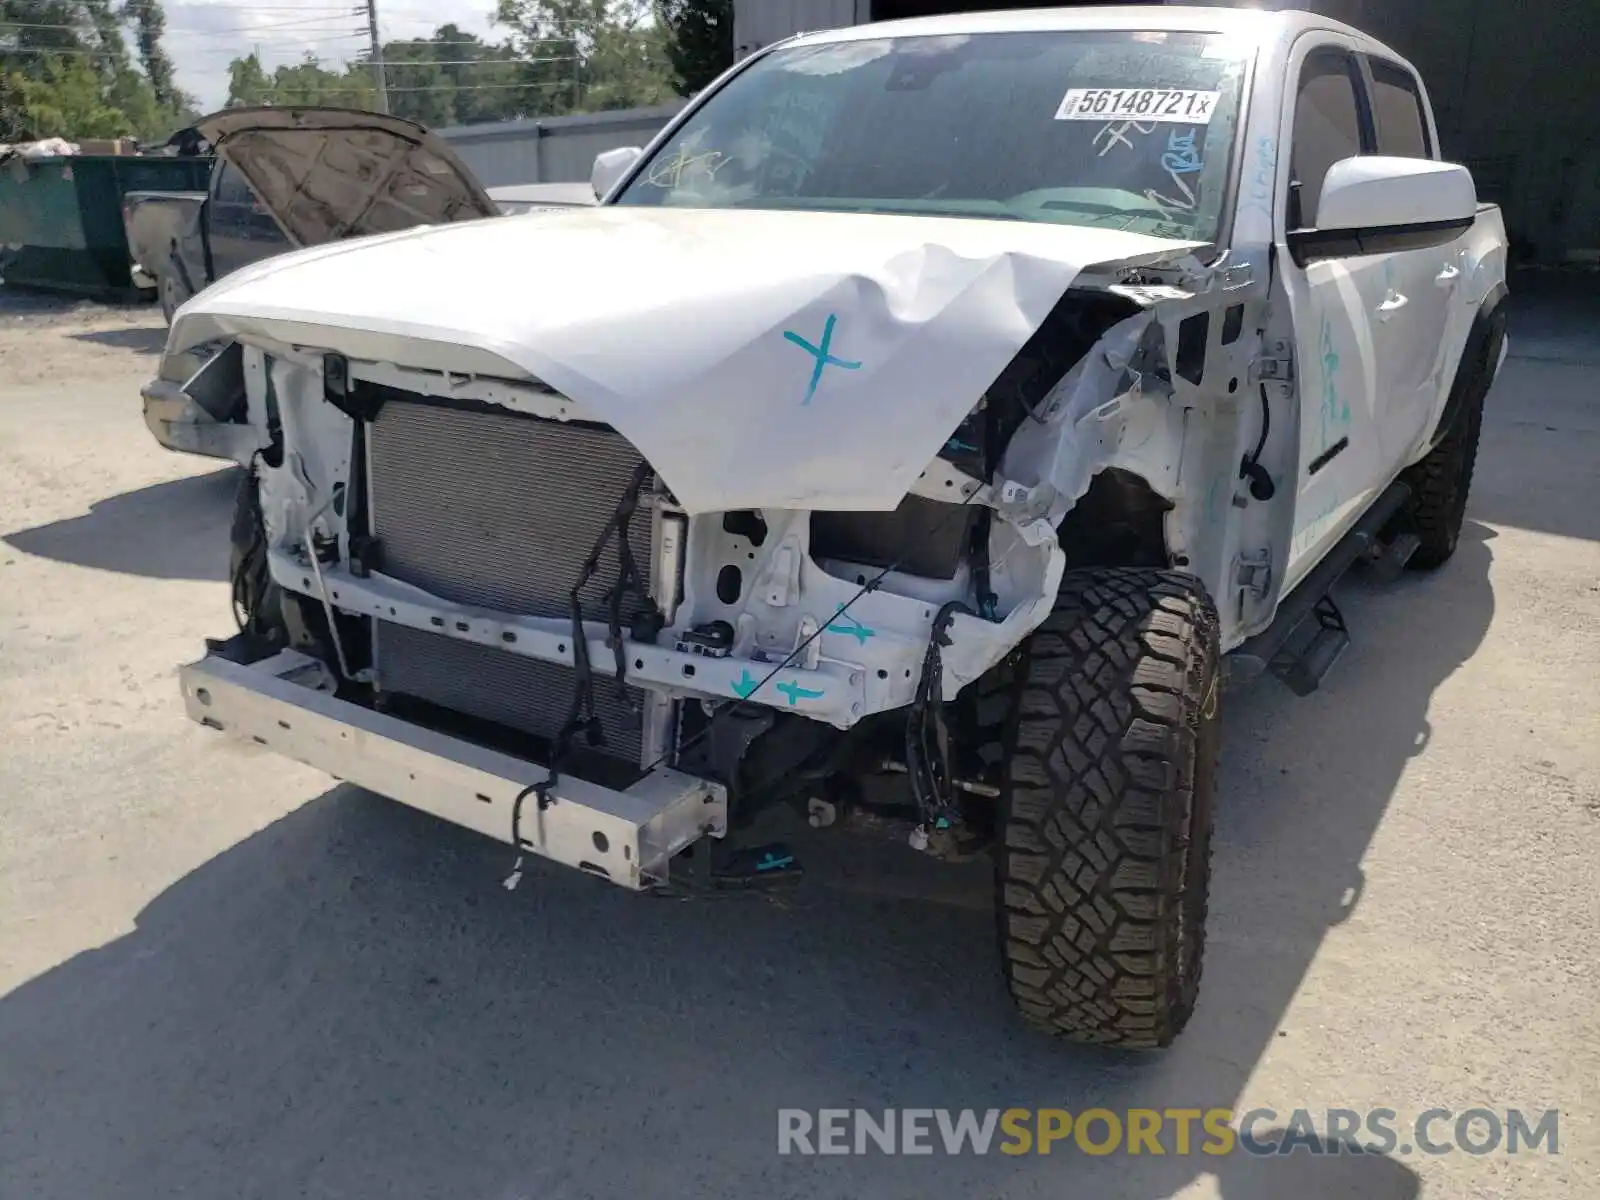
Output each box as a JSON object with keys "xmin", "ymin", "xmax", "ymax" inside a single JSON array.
[{"xmin": 193, "ymin": 106, "xmax": 501, "ymax": 247}]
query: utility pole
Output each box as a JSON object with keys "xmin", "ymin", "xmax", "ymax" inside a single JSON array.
[{"xmin": 364, "ymin": 0, "xmax": 389, "ymax": 114}]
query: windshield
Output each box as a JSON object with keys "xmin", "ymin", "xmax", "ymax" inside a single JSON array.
[{"xmin": 614, "ymin": 30, "xmax": 1251, "ymax": 241}]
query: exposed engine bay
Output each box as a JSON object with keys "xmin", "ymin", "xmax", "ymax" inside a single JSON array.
[{"xmin": 182, "ymin": 232, "xmax": 1274, "ymax": 872}]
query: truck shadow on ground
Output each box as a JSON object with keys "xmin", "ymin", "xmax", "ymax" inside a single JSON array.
[
  {"xmin": 0, "ymin": 526, "xmax": 1497, "ymax": 1200},
  {"xmin": 68, "ymin": 325, "xmax": 168, "ymax": 354},
  {"xmin": 3, "ymin": 467, "xmax": 238, "ymax": 582}
]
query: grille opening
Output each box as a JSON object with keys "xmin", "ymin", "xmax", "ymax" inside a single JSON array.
[
  {"xmin": 374, "ymin": 687, "xmax": 647, "ymax": 791},
  {"xmin": 376, "ymin": 622, "xmax": 647, "ymax": 764},
  {"xmin": 365, "ymin": 393, "xmax": 655, "ymax": 765}
]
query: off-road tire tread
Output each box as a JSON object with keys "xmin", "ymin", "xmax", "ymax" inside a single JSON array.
[
  {"xmin": 1401, "ymin": 325, "xmax": 1493, "ymax": 569},
  {"xmin": 229, "ymin": 468, "xmax": 285, "ymax": 641},
  {"xmin": 996, "ymin": 567, "xmax": 1220, "ymax": 1049},
  {"xmin": 159, "ymin": 252, "xmax": 192, "ymax": 326}
]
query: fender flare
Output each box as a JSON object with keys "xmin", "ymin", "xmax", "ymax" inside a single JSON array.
[{"xmin": 1424, "ymin": 281, "xmax": 1508, "ymax": 453}]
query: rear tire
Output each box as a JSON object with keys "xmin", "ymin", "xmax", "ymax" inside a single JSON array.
[
  {"xmin": 1401, "ymin": 320, "xmax": 1497, "ymax": 569},
  {"xmin": 995, "ymin": 567, "xmax": 1220, "ymax": 1049},
  {"xmin": 158, "ymin": 264, "xmax": 191, "ymax": 326}
]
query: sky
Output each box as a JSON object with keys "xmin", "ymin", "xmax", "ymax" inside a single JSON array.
[{"xmin": 164, "ymin": 0, "xmax": 501, "ymax": 111}]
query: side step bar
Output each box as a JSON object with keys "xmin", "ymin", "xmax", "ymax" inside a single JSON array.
[{"xmin": 1227, "ymin": 480, "xmax": 1412, "ymax": 694}]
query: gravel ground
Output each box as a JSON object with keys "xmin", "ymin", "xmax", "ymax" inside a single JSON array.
[{"xmin": 0, "ymin": 282, "xmax": 1596, "ymax": 1199}]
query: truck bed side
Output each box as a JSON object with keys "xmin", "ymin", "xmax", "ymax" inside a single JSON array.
[{"xmin": 122, "ymin": 191, "xmax": 209, "ymax": 293}]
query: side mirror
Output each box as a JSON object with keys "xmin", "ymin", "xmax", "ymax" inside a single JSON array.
[
  {"xmin": 1288, "ymin": 156, "xmax": 1476, "ymax": 265},
  {"xmin": 591, "ymin": 146, "xmax": 643, "ymax": 201}
]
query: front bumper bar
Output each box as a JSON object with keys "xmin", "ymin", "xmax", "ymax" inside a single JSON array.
[{"xmin": 180, "ymin": 649, "xmax": 727, "ymax": 889}]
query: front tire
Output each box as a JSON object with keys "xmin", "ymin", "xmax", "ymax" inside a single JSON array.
[
  {"xmin": 228, "ymin": 468, "xmax": 285, "ymax": 643},
  {"xmin": 996, "ymin": 567, "xmax": 1220, "ymax": 1049}
]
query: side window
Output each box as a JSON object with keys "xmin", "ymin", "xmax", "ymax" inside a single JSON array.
[
  {"xmin": 212, "ymin": 162, "xmax": 253, "ymax": 206},
  {"xmin": 1367, "ymin": 59, "xmax": 1431, "ymax": 159},
  {"xmin": 1289, "ymin": 48, "xmax": 1365, "ymax": 227}
]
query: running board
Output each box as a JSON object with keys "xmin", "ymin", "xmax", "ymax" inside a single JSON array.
[
  {"xmin": 1227, "ymin": 480, "xmax": 1411, "ymax": 693},
  {"xmin": 1365, "ymin": 530, "xmax": 1421, "ymax": 583},
  {"xmin": 1270, "ymin": 595, "xmax": 1349, "ymax": 696}
]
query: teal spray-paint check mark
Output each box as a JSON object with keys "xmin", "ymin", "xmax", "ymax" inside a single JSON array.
[
  {"xmin": 731, "ymin": 669, "xmax": 758, "ymax": 699},
  {"xmin": 783, "ymin": 313, "xmax": 861, "ymax": 405}
]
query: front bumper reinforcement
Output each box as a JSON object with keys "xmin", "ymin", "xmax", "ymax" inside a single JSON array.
[{"xmin": 180, "ymin": 649, "xmax": 727, "ymax": 889}]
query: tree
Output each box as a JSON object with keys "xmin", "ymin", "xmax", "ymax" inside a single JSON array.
[
  {"xmin": 122, "ymin": 0, "xmax": 175, "ymax": 111},
  {"xmin": 216, "ymin": 8, "xmax": 676, "ymax": 129},
  {"xmin": 492, "ymin": 0, "xmax": 674, "ymax": 114},
  {"xmin": 272, "ymin": 53, "xmax": 376, "ymax": 109},
  {"xmin": 654, "ymin": 0, "xmax": 729, "ymax": 97},
  {"xmin": 224, "ymin": 52, "xmax": 271, "ymax": 108},
  {"xmin": 382, "ymin": 26, "xmax": 523, "ymax": 127},
  {"xmin": 1, "ymin": 53, "xmax": 133, "ymax": 139},
  {"xmin": 223, "ymin": 52, "xmax": 376, "ymax": 111},
  {"xmin": 1, "ymin": 0, "xmax": 190, "ymax": 139}
]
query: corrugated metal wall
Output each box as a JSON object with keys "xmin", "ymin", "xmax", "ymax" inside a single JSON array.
[
  {"xmin": 1395, "ymin": 0, "xmax": 1599, "ymax": 263},
  {"xmin": 734, "ymin": 0, "xmax": 868, "ymax": 58}
]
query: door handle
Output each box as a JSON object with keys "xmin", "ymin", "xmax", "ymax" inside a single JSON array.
[
  {"xmin": 1378, "ymin": 290, "xmax": 1408, "ymax": 320},
  {"xmin": 1435, "ymin": 262, "xmax": 1462, "ymax": 287}
]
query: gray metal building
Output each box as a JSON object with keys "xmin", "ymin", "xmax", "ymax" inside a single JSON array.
[{"xmin": 731, "ymin": 0, "xmax": 1600, "ymax": 264}]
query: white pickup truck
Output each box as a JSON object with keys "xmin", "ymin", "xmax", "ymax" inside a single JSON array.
[{"xmin": 154, "ymin": 6, "xmax": 1508, "ymax": 1049}]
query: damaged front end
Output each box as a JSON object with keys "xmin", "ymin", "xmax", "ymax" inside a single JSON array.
[{"xmin": 167, "ymin": 214, "xmax": 1258, "ymax": 889}]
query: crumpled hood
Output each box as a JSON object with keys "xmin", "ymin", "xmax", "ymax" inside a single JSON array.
[{"xmin": 171, "ymin": 205, "xmax": 1199, "ymax": 513}]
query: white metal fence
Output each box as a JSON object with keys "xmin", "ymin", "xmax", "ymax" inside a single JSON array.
[{"xmin": 435, "ymin": 104, "xmax": 685, "ymax": 188}]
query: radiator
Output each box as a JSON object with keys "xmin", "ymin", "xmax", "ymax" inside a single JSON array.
[
  {"xmin": 367, "ymin": 396, "xmax": 653, "ymax": 762},
  {"xmin": 375, "ymin": 622, "xmax": 646, "ymax": 761}
]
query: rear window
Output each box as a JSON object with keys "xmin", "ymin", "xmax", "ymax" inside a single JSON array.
[
  {"xmin": 614, "ymin": 30, "xmax": 1253, "ymax": 242},
  {"xmin": 212, "ymin": 163, "xmax": 254, "ymax": 206},
  {"xmin": 1368, "ymin": 59, "xmax": 1431, "ymax": 159}
]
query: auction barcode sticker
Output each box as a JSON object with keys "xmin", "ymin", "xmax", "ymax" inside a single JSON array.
[{"xmin": 1055, "ymin": 88, "xmax": 1221, "ymax": 123}]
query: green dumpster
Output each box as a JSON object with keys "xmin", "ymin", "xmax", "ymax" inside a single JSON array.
[{"xmin": 0, "ymin": 153, "xmax": 212, "ymax": 298}]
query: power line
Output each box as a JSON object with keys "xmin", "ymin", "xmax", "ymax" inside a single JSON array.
[
  {"xmin": 380, "ymin": 55, "xmax": 575, "ymax": 67},
  {"xmin": 5, "ymin": 23, "xmax": 582, "ymax": 49},
  {"xmin": 383, "ymin": 79, "xmax": 575, "ymax": 92},
  {"xmin": 4, "ymin": 12, "xmax": 365, "ymax": 35},
  {"xmin": 2, "ymin": 34, "xmax": 366, "ymax": 61},
  {"xmin": 185, "ymin": 13, "xmax": 369, "ymax": 34},
  {"xmin": 177, "ymin": 4, "xmax": 362, "ymax": 10},
  {"xmin": 381, "ymin": 37, "xmax": 581, "ymax": 47}
]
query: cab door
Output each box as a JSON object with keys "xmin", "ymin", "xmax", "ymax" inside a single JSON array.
[
  {"xmin": 1360, "ymin": 53, "xmax": 1462, "ymax": 463},
  {"xmin": 1277, "ymin": 42, "xmax": 1390, "ymax": 592},
  {"xmin": 206, "ymin": 160, "xmax": 290, "ymax": 280}
]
